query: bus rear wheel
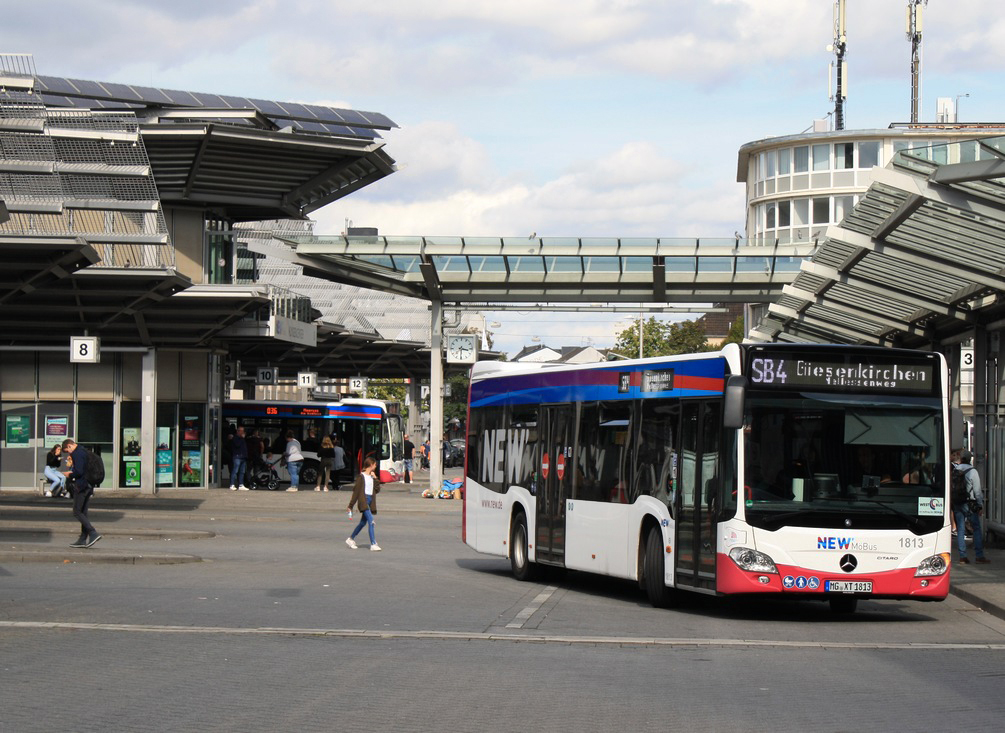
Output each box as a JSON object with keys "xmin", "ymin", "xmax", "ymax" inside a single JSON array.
[
  {"xmin": 510, "ymin": 513, "xmax": 537, "ymax": 582},
  {"xmin": 644, "ymin": 527, "xmax": 674, "ymax": 608}
]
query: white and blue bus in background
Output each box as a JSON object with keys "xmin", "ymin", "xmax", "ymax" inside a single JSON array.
[
  {"xmin": 224, "ymin": 398, "xmax": 404, "ymax": 485},
  {"xmin": 463, "ymin": 343, "xmax": 956, "ymax": 613}
]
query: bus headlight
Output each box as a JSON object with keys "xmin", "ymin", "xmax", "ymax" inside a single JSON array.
[
  {"xmin": 728, "ymin": 547, "xmax": 778, "ymax": 574},
  {"xmin": 915, "ymin": 553, "xmax": 950, "ymax": 577}
]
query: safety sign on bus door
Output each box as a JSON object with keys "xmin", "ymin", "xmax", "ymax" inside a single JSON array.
[
  {"xmin": 556, "ymin": 452, "xmax": 566, "ymax": 480},
  {"xmin": 541, "ymin": 452, "xmax": 550, "ymax": 480}
]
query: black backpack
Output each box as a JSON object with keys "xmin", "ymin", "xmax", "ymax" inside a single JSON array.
[
  {"xmin": 950, "ymin": 466, "xmax": 973, "ymax": 507},
  {"xmin": 83, "ymin": 448, "xmax": 105, "ymax": 487}
]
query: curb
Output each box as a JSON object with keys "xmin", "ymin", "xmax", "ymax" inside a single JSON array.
[{"xmin": 0, "ymin": 549, "xmax": 201, "ymax": 565}]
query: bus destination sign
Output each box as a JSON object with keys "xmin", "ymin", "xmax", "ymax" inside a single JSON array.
[{"xmin": 749, "ymin": 355, "xmax": 934, "ymax": 392}]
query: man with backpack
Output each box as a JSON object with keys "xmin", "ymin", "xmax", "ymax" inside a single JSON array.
[
  {"xmin": 61, "ymin": 438, "xmax": 101, "ymax": 549},
  {"xmin": 951, "ymin": 450, "xmax": 989, "ymax": 565}
]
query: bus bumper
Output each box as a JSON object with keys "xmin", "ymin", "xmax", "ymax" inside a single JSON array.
[{"xmin": 716, "ymin": 553, "xmax": 950, "ymax": 599}]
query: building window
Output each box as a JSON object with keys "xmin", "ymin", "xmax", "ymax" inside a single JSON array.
[
  {"xmin": 812, "ymin": 197, "xmax": 830, "ymax": 224},
  {"xmin": 793, "ymin": 198, "xmax": 809, "ymax": 227},
  {"xmin": 794, "ymin": 146, "xmax": 809, "ymax": 173},
  {"xmin": 777, "ymin": 200, "xmax": 791, "ymax": 228},
  {"xmin": 777, "ymin": 148, "xmax": 791, "ymax": 176},
  {"xmin": 812, "ymin": 144, "xmax": 830, "ymax": 171},
  {"xmin": 859, "ymin": 141, "xmax": 880, "ymax": 169},
  {"xmin": 766, "ymin": 203, "xmax": 776, "ymax": 229},
  {"xmin": 835, "ymin": 195, "xmax": 855, "ymax": 222},
  {"xmin": 835, "ymin": 142, "xmax": 854, "ymax": 169},
  {"xmin": 765, "ymin": 150, "xmax": 776, "ymax": 178}
]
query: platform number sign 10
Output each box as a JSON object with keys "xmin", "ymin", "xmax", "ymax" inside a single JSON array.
[
  {"xmin": 70, "ymin": 336, "xmax": 100, "ymax": 364},
  {"xmin": 256, "ymin": 367, "xmax": 278, "ymax": 385}
]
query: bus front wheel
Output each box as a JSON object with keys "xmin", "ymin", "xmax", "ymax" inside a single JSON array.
[
  {"xmin": 644, "ymin": 527, "xmax": 674, "ymax": 608},
  {"xmin": 510, "ymin": 513, "xmax": 537, "ymax": 582}
]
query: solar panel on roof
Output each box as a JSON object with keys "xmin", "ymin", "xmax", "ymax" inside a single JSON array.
[
  {"xmin": 249, "ymin": 98, "xmax": 287, "ymax": 116},
  {"xmin": 346, "ymin": 126, "xmax": 379, "ymax": 139},
  {"xmin": 162, "ymin": 89, "xmax": 202, "ymax": 106},
  {"xmin": 190, "ymin": 92, "xmax": 227, "ymax": 107},
  {"xmin": 36, "ymin": 76, "xmax": 79, "ymax": 95},
  {"xmin": 323, "ymin": 124, "xmax": 361, "ymax": 137},
  {"xmin": 99, "ymin": 83, "xmax": 143, "ymax": 101},
  {"xmin": 69, "ymin": 79, "xmax": 108, "ymax": 97},
  {"xmin": 280, "ymin": 103, "xmax": 312, "ymax": 119},
  {"xmin": 335, "ymin": 109, "xmax": 369, "ymax": 126},
  {"xmin": 129, "ymin": 85, "xmax": 175, "ymax": 104},
  {"xmin": 219, "ymin": 95, "xmax": 253, "ymax": 109},
  {"xmin": 295, "ymin": 120, "xmax": 330, "ymax": 133}
]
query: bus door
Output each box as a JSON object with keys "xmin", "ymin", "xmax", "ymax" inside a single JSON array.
[
  {"xmin": 536, "ymin": 404, "xmax": 573, "ymax": 565},
  {"xmin": 675, "ymin": 400, "xmax": 721, "ymax": 592}
]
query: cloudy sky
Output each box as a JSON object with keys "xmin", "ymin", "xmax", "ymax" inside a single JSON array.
[{"xmin": 6, "ymin": 1, "xmax": 1003, "ymax": 355}]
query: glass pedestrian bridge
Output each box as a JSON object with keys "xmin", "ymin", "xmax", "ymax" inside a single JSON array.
[{"xmin": 278, "ymin": 236, "xmax": 815, "ymax": 305}]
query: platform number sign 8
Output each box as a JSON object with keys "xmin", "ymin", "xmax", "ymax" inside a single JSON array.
[{"xmin": 70, "ymin": 336, "xmax": 100, "ymax": 363}]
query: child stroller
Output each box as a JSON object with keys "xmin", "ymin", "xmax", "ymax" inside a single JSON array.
[{"xmin": 247, "ymin": 458, "xmax": 282, "ymax": 491}]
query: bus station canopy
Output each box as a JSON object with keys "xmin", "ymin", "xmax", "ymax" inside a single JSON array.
[
  {"xmin": 751, "ymin": 137, "xmax": 1005, "ymax": 348},
  {"xmin": 274, "ymin": 236, "xmax": 815, "ymax": 306}
]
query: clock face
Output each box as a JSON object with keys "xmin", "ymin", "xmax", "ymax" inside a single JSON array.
[{"xmin": 447, "ymin": 335, "xmax": 476, "ymax": 363}]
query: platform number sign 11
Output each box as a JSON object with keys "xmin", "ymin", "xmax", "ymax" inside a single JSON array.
[
  {"xmin": 298, "ymin": 371, "xmax": 317, "ymax": 389},
  {"xmin": 70, "ymin": 336, "xmax": 100, "ymax": 363}
]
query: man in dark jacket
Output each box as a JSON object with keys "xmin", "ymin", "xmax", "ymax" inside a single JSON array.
[
  {"xmin": 62, "ymin": 438, "xmax": 101, "ymax": 548},
  {"xmin": 230, "ymin": 425, "xmax": 249, "ymax": 491}
]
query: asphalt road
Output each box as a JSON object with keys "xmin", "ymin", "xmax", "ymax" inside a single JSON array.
[{"xmin": 2, "ymin": 491, "xmax": 1005, "ymax": 732}]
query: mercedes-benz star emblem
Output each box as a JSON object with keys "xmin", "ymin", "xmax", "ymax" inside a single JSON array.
[{"xmin": 840, "ymin": 554, "xmax": 858, "ymax": 573}]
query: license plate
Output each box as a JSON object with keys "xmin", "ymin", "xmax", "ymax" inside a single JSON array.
[{"xmin": 825, "ymin": 580, "xmax": 872, "ymax": 593}]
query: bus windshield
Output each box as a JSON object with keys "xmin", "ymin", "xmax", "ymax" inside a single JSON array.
[{"xmin": 743, "ymin": 393, "xmax": 945, "ymax": 534}]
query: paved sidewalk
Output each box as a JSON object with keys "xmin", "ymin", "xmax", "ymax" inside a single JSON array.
[{"xmin": 3, "ymin": 478, "xmax": 1003, "ymax": 620}]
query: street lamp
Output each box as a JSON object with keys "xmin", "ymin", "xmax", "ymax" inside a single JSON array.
[{"xmin": 956, "ymin": 93, "xmax": 970, "ymax": 122}]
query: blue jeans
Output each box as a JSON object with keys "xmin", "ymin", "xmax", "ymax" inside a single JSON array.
[
  {"xmin": 954, "ymin": 505, "xmax": 985, "ymax": 559},
  {"xmin": 231, "ymin": 457, "xmax": 247, "ymax": 487},
  {"xmin": 288, "ymin": 460, "xmax": 303, "ymax": 488},
  {"xmin": 44, "ymin": 465, "xmax": 65, "ymax": 493},
  {"xmin": 350, "ymin": 501, "xmax": 376, "ymax": 545}
]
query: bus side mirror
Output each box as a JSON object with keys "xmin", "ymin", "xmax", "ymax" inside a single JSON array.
[
  {"xmin": 723, "ymin": 375, "xmax": 747, "ymax": 430},
  {"xmin": 949, "ymin": 407, "xmax": 965, "ymax": 450}
]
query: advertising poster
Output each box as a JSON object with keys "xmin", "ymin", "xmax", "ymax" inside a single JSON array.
[
  {"xmin": 157, "ymin": 449, "xmax": 173, "ymax": 484},
  {"xmin": 180, "ymin": 414, "xmax": 202, "ymax": 486},
  {"xmin": 125, "ymin": 460, "xmax": 141, "ymax": 487},
  {"xmin": 123, "ymin": 427, "xmax": 141, "ymax": 457},
  {"xmin": 5, "ymin": 415, "xmax": 30, "ymax": 446},
  {"xmin": 180, "ymin": 450, "xmax": 202, "ymax": 485},
  {"xmin": 44, "ymin": 415, "xmax": 69, "ymax": 448}
]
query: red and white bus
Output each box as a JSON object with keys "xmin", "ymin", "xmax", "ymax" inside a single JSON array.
[
  {"xmin": 224, "ymin": 398, "xmax": 404, "ymax": 484},
  {"xmin": 462, "ymin": 343, "xmax": 955, "ymax": 613}
]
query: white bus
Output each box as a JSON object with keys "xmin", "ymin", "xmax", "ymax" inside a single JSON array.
[
  {"xmin": 463, "ymin": 343, "xmax": 956, "ymax": 613},
  {"xmin": 224, "ymin": 398, "xmax": 404, "ymax": 485}
]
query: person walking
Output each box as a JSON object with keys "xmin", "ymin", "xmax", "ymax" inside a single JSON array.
[
  {"xmin": 316, "ymin": 435, "xmax": 336, "ymax": 491},
  {"xmin": 43, "ymin": 443, "xmax": 67, "ymax": 497},
  {"xmin": 403, "ymin": 433, "xmax": 415, "ymax": 484},
  {"xmin": 62, "ymin": 438, "xmax": 100, "ymax": 548},
  {"xmin": 953, "ymin": 450, "xmax": 990, "ymax": 565},
  {"xmin": 331, "ymin": 436, "xmax": 347, "ymax": 490},
  {"xmin": 229, "ymin": 425, "xmax": 249, "ymax": 491},
  {"xmin": 345, "ymin": 456, "xmax": 381, "ymax": 551},
  {"xmin": 283, "ymin": 430, "xmax": 304, "ymax": 492}
]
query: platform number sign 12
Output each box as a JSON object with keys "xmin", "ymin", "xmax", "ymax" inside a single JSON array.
[
  {"xmin": 70, "ymin": 336, "xmax": 100, "ymax": 363},
  {"xmin": 349, "ymin": 377, "xmax": 367, "ymax": 392}
]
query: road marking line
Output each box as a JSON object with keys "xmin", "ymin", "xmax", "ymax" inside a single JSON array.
[
  {"xmin": 3, "ymin": 620, "xmax": 1004, "ymax": 650},
  {"xmin": 506, "ymin": 585, "xmax": 558, "ymax": 629}
]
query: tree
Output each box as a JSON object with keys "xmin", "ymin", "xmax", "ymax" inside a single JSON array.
[
  {"xmin": 614, "ymin": 316, "xmax": 712, "ymax": 358},
  {"xmin": 722, "ymin": 316, "xmax": 744, "ymax": 347}
]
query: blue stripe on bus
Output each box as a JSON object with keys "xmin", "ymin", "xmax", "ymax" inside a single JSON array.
[{"xmin": 470, "ymin": 358, "xmax": 726, "ymax": 407}]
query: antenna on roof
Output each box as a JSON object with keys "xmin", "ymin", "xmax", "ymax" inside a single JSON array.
[
  {"xmin": 907, "ymin": 0, "xmax": 929, "ymax": 123},
  {"xmin": 827, "ymin": 0, "xmax": 848, "ymax": 130}
]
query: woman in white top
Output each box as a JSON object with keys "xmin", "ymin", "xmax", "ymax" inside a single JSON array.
[
  {"xmin": 345, "ymin": 456, "xmax": 381, "ymax": 551},
  {"xmin": 283, "ymin": 431, "xmax": 304, "ymax": 492}
]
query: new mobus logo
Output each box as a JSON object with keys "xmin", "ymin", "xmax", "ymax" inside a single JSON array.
[
  {"xmin": 480, "ymin": 428, "xmax": 530, "ymax": 484},
  {"xmin": 817, "ymin": 536, "xmax": 878, "ymax": 551}
]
